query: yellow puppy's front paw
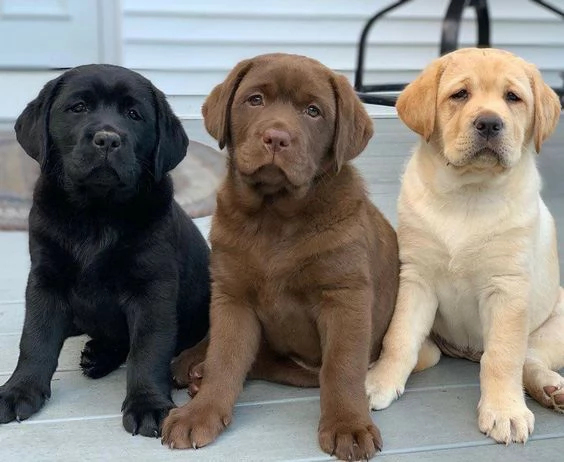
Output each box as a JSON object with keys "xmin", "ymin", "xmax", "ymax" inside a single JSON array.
[
  {"xmin": 478, "ymin": 398, "xmax": 534, "ymax": 444},
  {"xmin": 365, "ymin": 364, "xmax": 405, "ymax": 411}
]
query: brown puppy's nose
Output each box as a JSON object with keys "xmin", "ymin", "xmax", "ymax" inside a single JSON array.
[
  {"xmin": 473, "ymin": 115, "xmax": 503, "ymax": 139},
  {"xmin": 263, "ymin": 129, "xmax": 290, "ymax": 154},
  {"xmin": 93, "ymin": 131, "xmax": 121, "ymax": 154}
]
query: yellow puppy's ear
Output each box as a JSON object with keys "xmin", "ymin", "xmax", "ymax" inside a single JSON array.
[
  {"xmin": 396, "ymin": 59, "xmax": 445, "ymax": 142},
  {"xmin": 528, "ymin": 64, "xmax": 561, "ymax": 153},
  {"xmin": 202, "ymin": 59, "xmax": 253, "ymax": 150}
]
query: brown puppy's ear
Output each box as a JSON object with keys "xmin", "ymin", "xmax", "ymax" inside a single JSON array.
[
  {"xmin": 15, "ymin": 75, "xmax": 63, "ymax": 170},
  {"xmin": 527, "ymin": 64, "xmax": 561, "ymax": 153},
  {"xmin": 396, "ymin": 58, "xmax": 445, "ymax": 142},
  {"xmin": 202, "ymin": 59, "xmax": 253, "ymax": 150},
  {"xmin": 330, "ymin": 73, "xmax": 374, "ymax": 172},
  {"xmin": 151, "ymin": 86, "xmax": 189, "ymax": 182}
]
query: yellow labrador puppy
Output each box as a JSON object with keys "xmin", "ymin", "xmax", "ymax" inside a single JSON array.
[{"xmin": 365, "ymin": 48, "xmax": 562, "ymax": 444}]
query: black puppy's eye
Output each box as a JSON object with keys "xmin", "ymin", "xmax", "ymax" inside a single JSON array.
[
  {"xmin": 70, "ymin": 102, "xmax": 86, "ymax": 113},
  {"xmin": 505, "ymin": 91, "xmax": 521, "ymax": 103},
  {"xmin": 306, "ymin": 105, "xmax": 321, "ymax": 118},
  {"xmin": 450, "ymin": 89, "xmax": 469, "ymax": 101},
  {"xmin": 248, "ymin": 94, "xmax": 263, "ymax": 106},
  {"xmin": 128, "ymin": 109, "xmax": 142, "ymax": 120}
]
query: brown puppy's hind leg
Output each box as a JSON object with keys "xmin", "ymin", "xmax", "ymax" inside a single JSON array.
[
  {"xmin": 247, "ymin": 340, "xmax": 319, "ymax": 387},
  {"xmin": 176, "ymin": 338, "xmax": 319, "ymax": 397},
  {"xmin": 171, "ymin": 335, "xmax": 209, "ymax": 389}
]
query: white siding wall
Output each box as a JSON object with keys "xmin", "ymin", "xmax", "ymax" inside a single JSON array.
[
  {"xmin": 1, "ymin": 0, "xmax": 562, "ymax": 123},
  {"xmin": 122, "ymin": 0, "xmax": 564, "ymax": 118}
]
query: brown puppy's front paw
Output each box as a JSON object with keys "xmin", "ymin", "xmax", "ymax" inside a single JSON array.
[
  {"xmin": 171, "ymin": 349, "xmax": 206, "ymax": 389},
  {"xmin": 161, "ymin": 401, "xmax": 231, "ymax": 450},
  {"xmin": 318, "ymin": 418, "xmax": 382, "ymax": 461}
]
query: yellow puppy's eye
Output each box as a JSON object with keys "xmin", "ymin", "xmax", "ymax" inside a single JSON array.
[
  {"xmin": 450, "ymin": 89, "xmax": 468, "ymax": 100},
  {"xmin": 248, "ymin": 94, "xmax": 264, "ymax": 106},
  {"xmin": 505, "ymin": 91, "xmax": 521, "ymax": 103},
  {"xmin": 306, "ymin": 105, "xmax": 321, "ymax": 118}
]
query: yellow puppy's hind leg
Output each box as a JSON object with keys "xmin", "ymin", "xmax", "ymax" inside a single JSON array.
[{"xmin": 413, "ymin": 337, "xmax": 442, "ymax": 373}]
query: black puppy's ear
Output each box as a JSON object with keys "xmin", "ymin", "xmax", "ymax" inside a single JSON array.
[
  {"xmin": 152, "ymin": 87, "xmax": 189, "ymax": 182},
  {"xmin": 15, "ymin": 76, "xmax": 62, "ymax": 169}
]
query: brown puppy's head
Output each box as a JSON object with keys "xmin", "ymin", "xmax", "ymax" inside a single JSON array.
[
  {"xmin": 203, "ymin": 53, "xmax": 373, "ymax": 198},
  {"xmin": 397, "ymin": 48, "xmax": 561, "ymax": 172}
]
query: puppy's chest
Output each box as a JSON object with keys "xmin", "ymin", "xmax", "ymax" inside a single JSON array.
[
  {"xmin": 55, "ymin": 226, "xmax": 133, "ymax": 308},
  {"xmin": 229, "ymin": 235, "xmax": 324, "ymax": 365},
  {"xmin": 68, "ymin": 226, "xmax": 121, "ymax": 269},
  {"xmin": 404, "ymin": 196, "xmax": 511, "ymax": 274},
  {"xmin": 403, "ymin": 201, "xmax": 521, "ymax": 352}
]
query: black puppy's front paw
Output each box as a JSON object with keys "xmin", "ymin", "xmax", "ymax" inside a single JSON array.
[
  {"xmin": 0, "ymin": 382, "xmax": 49, "ymax": 424},
  {"xmin": 122, "ymin": 393, "xmax": 174, "ymax": 437},
  {"xmin": 80, "ymin": 338, "xmax": 128, "ymax": 379}
]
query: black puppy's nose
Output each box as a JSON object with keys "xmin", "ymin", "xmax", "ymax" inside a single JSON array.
[
  {"xmin": 93, "ymin": 131, "xmax": 121, "ymax": 154},
  {"xmin": 263, "ymin": 129, "xmax": 291, "ymax": 154},
  {"xmin": 473, "ymin": 114, "xmax": 504, "ymax": 139}
]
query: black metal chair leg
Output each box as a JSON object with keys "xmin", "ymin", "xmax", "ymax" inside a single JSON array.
[
  {"xmin": 354, "ymin": 0, "xmax": 412, "ymax": 106},
  {"xmin": 530, "ymin": 0, "xmax": 564, "ymax": 19},
  {"xmin": 355, "ymin": 0, "xmax": 491, "ymax": 106},
  {"xmin": 355, "ymin": 0, "xmax": 563, "ymax": 107},
  {"xmin": 530, "ymin": 1, "xmax": 564, "ymax": 106},
  {"xmin": 440, "ymin": 0, "xmax": 490, "ymax": 55},
  {"xmin": 354, "ymin": 0, "xmax": 412, "ymax": 92}
]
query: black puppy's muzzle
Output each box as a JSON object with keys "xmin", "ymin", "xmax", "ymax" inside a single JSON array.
[
  {"xmin": 68, "ymin": 124, "xmax": 137, "ymax": 191},
  {"xmin": 93, "ymin": 130, "xmax": 121, "ymax": 157}
]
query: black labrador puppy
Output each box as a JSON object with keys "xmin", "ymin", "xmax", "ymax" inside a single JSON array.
[{"xmin": 0, "ymin": 65, "xmax": 210, "ymax": 437}]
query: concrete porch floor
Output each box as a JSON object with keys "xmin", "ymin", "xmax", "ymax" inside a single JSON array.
[{"xmin": 0, "ymin": 118, "xmax": 563, "ymax": 461}]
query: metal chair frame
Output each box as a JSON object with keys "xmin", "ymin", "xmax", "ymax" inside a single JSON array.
[{"xmin": 354, "ymin": 0, "xmax": 564, "ymax": 107}]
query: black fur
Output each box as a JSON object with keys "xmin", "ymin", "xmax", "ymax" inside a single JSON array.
[{"xmin": 0, "ymin": 65, "xmax": 210, "ymax": 437}]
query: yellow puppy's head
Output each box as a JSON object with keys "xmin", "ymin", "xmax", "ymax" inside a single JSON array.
[{"xmin": 397, "ymin": 48, "xmax": 561, "ymax": 171}]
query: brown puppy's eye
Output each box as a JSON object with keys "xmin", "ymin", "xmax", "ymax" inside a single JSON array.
[
  {"xmin": 505, "ymin": 91, "xmax": 521, "ymax": 103},
  {"xmin": 70, "ymin": 102, "xmax": 86, "ymax": 113},
  {"xmin": 450, "ymin": 89, "xmax": 468, "ymax": 101},
  {"xmin": 248, "ymin": 94, "xmax": 263, "ymax": 106},
  {"xmin": 128, "ymin": 109, "xmax": 142, "ymax": 120},
  {"xmin": 306, "ymin": 105, "xmax": 320, "ymax": 118}
]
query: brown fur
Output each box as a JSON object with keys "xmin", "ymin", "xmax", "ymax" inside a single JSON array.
[{"xmin": 161, "ymin": 53, "xmax": 399, "ymax": 460}]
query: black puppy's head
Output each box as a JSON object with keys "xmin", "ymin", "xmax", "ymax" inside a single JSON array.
[{"xmin": 15, "ymin": 64, "xmax": 188, "ymax": 199}]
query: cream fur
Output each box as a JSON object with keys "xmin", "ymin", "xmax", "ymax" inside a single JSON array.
[{"xmin": 365, "ymin": 48, "xmax": 563, "ymax": 445}]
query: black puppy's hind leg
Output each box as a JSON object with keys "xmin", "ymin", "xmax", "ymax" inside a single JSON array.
[
  {"xmin": 80, "ymin": 337, "xmax": 129, "ymax": 379},
  {"xmin": 0, "ymin": 276, "xmax": 72, "ymax": 423}
]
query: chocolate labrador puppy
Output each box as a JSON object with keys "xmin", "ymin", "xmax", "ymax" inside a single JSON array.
[
  {"xmin": 161, "ymin": 54, "xmax": 399, "ymax": 460},
  {"xmin": 0, "ymin": 65, "xmax": 210, "ymax": 437}
]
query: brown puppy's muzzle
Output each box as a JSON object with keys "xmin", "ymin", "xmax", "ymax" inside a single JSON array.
[
  {"xmin": 262, "ymin": 128, "xmax": 291, "ymax": 155},
  {"xmin": 236, "ymin": 118, "xmax": 314, "ymax": 193}
]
